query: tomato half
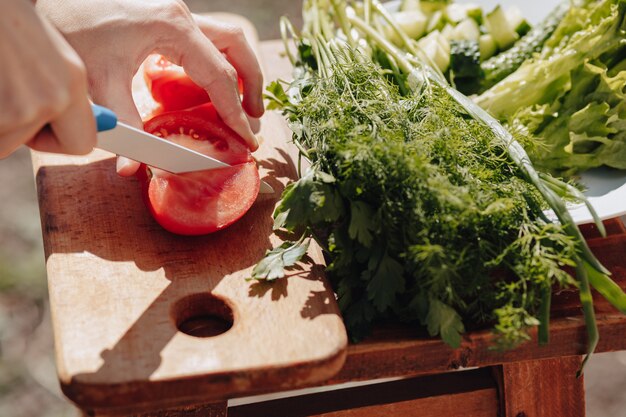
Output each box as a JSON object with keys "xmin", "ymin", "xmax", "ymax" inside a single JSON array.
[
  {"xmin": 144, "ymin": 54, "xmax": 243, "ymax": 112},
  {"xmin": 140, "ymin": 103, "xmax": 260, "ymax": 235}
]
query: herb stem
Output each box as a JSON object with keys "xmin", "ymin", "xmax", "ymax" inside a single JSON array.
[
  {"xmin": 280, "ymin": 16, "xmax": 300, "ymax": 67},
  {"xmin": 586, "ymin": 260, "xmax": 626, "ymax": 314},
  {"xmin": 576, "ymin": 262, "xmax": 598, "ymax": 376},
  {"xmin": 348, "ymin": 15, "xmax": 413, "ymax": 73},
  {"xmin": 538, "ymin": 285, "xmax": 552, "ymax": 345}
]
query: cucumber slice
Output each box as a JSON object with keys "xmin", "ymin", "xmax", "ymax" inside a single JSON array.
[
  {"xmin": 417, "ymin": 30, "xmax": 450, "ymax": 71},
  {"xmin": 479, "ymin": 34, "xmax": 497, "ymax": 60},
  {"xmin": 449, "ymin": 40, "xmax": 483, "ymax": 94},
  {"xmin": 485, "ymin": 5, "xmax": 519, "ymax": 50},
  {"xmin": 444, "ymin": 4, "xmax": 468, "ymax": 23},
  {"xmin": 505, "ymin": 6, "xmax": 532, "ymax": 37},
  {"xmin": 443, "ymin": 3, "xmax": 481, "ymax": 24},
  {"xmin": 450, "ymin": 40, "xmax": 481, "ymax": 78},
  {"xmin": 427, "ymin": 10, "xmax": 446, "ymax": 33},
  {"xmin": 399, "ymin": 0, "xmax": 422, "ymax": 12},
  {"xmin": 451, "ymin": 18, "xmax": 480, "ymax": 41},
  {"xmin": 479, "ymin": 2, "xmax": 568, "ymax": 93},
  {"xmin": 515, "ymin": 20, "xmax": 532, "ymax": 37},
  {"xmin": 441, "ymin": 23, "xmax": 455, "ymax": 40},
  {"xmin": 466, "ymin": 5, "xmax": 484, "ymax": 25},
  {"xmin": 393, "ymin": 10, "xmax": 428, "ymax": 39},
  {"xmin": 419, "ymin": 1, "xmax": 449, "ymax": 15}
]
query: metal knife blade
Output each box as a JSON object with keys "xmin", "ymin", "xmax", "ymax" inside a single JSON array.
[{"xmin": 97, "ymin": 121, "xmax": 231, "ymax": 174}]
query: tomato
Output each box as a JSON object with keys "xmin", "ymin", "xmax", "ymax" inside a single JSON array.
[
  {"xmin": 140, "ymin": 103, "xmax": 260, "ymax": 235},
  {"xmin": 144, "ymin": 54, "xmax": 243, "ymax": 112}
]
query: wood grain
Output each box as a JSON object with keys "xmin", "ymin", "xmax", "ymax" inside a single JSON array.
[
  {"xmin": 496, "ymin": 356, "xmax": 585, "ymax": 417},
  {"xmin": 32, "ymin": 14, "xmax": 346, "ymax": 415},
  {"xmin": 87, "ymin": 402, "xmax": 227, "ymax": 417}
]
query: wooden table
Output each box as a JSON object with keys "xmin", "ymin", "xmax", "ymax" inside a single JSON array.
[{"xmin": 32, "ymin": 16, "xmax": 626, "ymax": 417}]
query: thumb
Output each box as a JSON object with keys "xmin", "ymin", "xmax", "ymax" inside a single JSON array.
[{"xmin": 90, "ymin": 75, "xmax": 144, "ymax": 176}]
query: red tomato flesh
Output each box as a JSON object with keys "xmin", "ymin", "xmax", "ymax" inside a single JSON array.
[
  {"xmin": 144, "ymin": 54, "xmax": 243, "ymax": 112},
  {"xmin": 140, "ymin": 103, "xmax": 260, "ymax": 235}
]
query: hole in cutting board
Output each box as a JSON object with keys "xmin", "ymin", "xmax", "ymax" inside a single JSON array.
[{"xmin": 172, "ymin": 293, "xmax": 233, "ymax": 338}]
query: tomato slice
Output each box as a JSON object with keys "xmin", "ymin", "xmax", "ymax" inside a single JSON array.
[
  {"xmin": 140, "ymin": 103, "xmax": 260, "ymax": 235},
  {"xmin": 144, "ymin": 54, "xmax": 243, "ymax": 112}
]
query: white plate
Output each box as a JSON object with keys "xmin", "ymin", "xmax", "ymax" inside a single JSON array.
[
  {"xmin": 570, "ymin": 168, "xmax": 626, "ymax": 224},
  {"xmin": 384, "ymin": 0, "xmax": 626, "ymax": 224}
]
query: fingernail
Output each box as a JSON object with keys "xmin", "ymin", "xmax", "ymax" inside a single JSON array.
[
  {"xmin": 249, "ymin": 135, "xmax": 259, "ymax": 151},
  {"xmin": 247, "ymin": 116, "xmax": 261, "ymax": 134},
  {"xmin": 238, "ymin": 114, "xmax": 259, "ymax": 151}
]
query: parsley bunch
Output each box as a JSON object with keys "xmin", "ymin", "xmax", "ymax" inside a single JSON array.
[{"xmin": 253, "ymin": 0, "xmax": 626, "ymax": 371}]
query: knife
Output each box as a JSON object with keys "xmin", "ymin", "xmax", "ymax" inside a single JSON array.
[{"xmin": 92, "ymin": 104, "xmax": 273, "ymax": 194}]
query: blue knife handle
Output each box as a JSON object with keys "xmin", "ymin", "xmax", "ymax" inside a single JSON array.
[{"xmin": 91, "ymin": 104, "xmax": 118, "ymax": 132}]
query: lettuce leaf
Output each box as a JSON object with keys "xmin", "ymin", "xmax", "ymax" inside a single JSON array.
[
  {"xmin": 526, "ymin": 61, "xmax": 626, "ymax": 174},
  {"xmin": 476, "ymin": 0, "xmax": 626, "ymax": 175}
]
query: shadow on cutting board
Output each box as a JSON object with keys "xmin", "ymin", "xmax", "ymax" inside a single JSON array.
[{"xmin": 32, "ymin": 147, "xmax": 344, "ymax": 411}]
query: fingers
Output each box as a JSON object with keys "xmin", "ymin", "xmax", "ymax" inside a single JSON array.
[
  {"xmin": 89, "ymin": 74, "xmax": 144, "ymax": 176},
  {"xmin": 193, "ymin": 14, "xmax": 265, "ymax": 118},
  {"xmin": 0, "ymin": 5, "xmax": 96, "ymax": 158},
  {"xmin": 248, "ymin": 115, "xmax": 261, "ymax": 134},
  {"xmin": 49, "ymin": 94, "xmax": 97, "ymax": 155},
  {"xmin": 0, "ymin": 115, "xmax": 45, "ymax": 158},
  {"xmin": 26, "ymin": 125, "xmax": 59, "ymax": 153},
  {"xmin": 37, "ymin": 17, "xmax": 97, "ymax": 155},
  {"xmin": 21, "ymin": 88, "xmax": 95, "ymax": 156},
  {"xmin": 160, "ymin": 29, "xmax": 259, "ymax": 151}
]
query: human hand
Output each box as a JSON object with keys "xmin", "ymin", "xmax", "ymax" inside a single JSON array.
[
  {"xmin": 37, "ymin": 0, "xmax": 264, "ymax": 176},
  {"xmin": 0, "ymin": 0, "xmax": 95, "ymax": 159}
]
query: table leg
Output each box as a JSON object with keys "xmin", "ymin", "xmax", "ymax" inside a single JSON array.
[{"xmin": 496, "ymin": 356, "xmax": 585, "ymax": 417}]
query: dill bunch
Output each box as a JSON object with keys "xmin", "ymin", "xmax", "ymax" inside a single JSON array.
[
  {"xmin": 262, "ymin": 53, "xmax": 576, "ymax": 348},
  {"xmin": 253, "ymin": 0, "xmax": 626, "ymax": 370}
]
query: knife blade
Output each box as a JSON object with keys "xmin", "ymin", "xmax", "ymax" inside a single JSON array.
[{"xmin": 92, "ymin": 104, "xmax": 273, "ymax": 193}]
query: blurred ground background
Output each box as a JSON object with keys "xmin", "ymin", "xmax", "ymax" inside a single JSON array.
[{"xmin": 1, "ymin": 1, "xmax": 625, "ymax": 416}]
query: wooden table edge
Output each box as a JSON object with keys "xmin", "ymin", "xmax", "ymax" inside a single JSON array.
[{"xmin": 62, "ymin": 345, "xmax": 347, "ymax": 413}]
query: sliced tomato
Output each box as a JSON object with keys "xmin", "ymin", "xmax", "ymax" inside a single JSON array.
[
  {"xmin": 144, "ymin": 54, "xmax": 243, "ymax": 112},
  {"xmin": 140, "ymin": 103, "xmax": 260, "ymax": 235}
]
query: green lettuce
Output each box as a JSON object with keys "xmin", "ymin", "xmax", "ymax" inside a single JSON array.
[{"xmin": 476, "ymin": 0, "xmax": 626, "ymax": 175}]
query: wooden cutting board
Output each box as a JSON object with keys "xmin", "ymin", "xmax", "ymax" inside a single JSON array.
[{"xmin": 31, "ymin": 13, "xmax": 347, "ymax": 415}]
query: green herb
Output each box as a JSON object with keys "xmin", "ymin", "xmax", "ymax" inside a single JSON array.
[
  {"xmin": 253, "ymin": 0, "xmax": 626, "ymax": 371},
  {"xmin": 251, "ymin": 238, "xmax": 310, "ymax": 281}
]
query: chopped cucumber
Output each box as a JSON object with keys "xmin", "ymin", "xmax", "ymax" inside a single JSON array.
[
  {"xmin": 399, "ymin": 0, "xmax": 422, "ymax": 12},
  {"xmin": 506, "ymin": 6, "xmax": 531, "ymax": 36},
  {"xmin": 479, "ymin": 34, "xmax": 497, "ymax": 60},
  {"xmin": 485, "ymin": 5, "xmax": 519, "ymax": 50},
  {"xmin": 466, "ymin": 5, "xmax": 484, "ymax": 25},
  {"xmin": 444, "ymin": 4, "xmax": 468, "ymax": 23},
  {"xmin": 450, "ymin": 40, "xmax": 481, "ymax": 78},
  {"xmin": 444, "ymin": 3, "xmax": 481, "ymax": 23},
  {"xmin": 417, "ymin": 30, "xmax": 450, "ymax": 71},
  {"xmin": 479, "ymin": 2, "xmax": 569, "ymax": 93},
  {"xmin": 514, "ymin": 20, "xmax": 532, "ymax": 37},
  {"xmin": 451, "ymin": 17, "xmax": 480, "ymax": 41},
  {"xmin": 393, "ymin": 10, "xmax": 428, "ymax": 39},
  {"xmin": 419, "ymin": 1, "xmax": 450, "ymax": 15},
  {"xmin": 427, "ymin": 10, "xmax": 446, "ymax": 33},
  {"xmin": 441, "ymin": 23, "xmax": 455, "ymax": 40},
  {"xmin": 449, "ymin": 40, "xmax": 483, "ymax": 94}
]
